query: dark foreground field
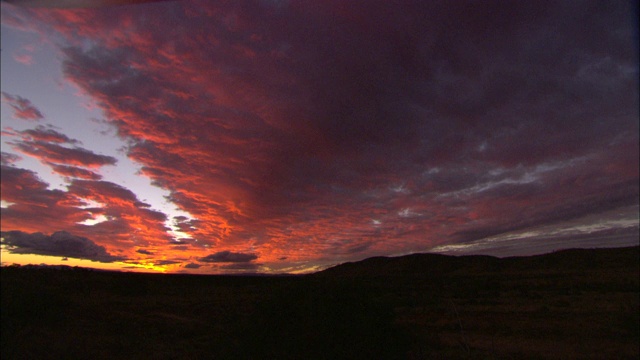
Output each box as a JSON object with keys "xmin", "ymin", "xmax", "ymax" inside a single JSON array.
[{"xmin": 2, "ymin": 246, "xmax": 638, "ymax": 359}]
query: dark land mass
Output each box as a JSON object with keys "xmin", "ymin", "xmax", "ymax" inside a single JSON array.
[{"xmin": 2, "ymin": 246, "xmax": 638, "ymax": 359}]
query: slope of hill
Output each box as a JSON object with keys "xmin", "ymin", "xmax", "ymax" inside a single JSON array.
[{"xmin": 315, "ymin": 246, "xmax": 640, "ymax": 278}]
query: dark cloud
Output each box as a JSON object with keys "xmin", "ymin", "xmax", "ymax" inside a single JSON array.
[
  {"xmin": 1, "ymin": 230, "xmax": 123, "ymax": 262},
  {"xmin": 47, "ymin": 163, "xmax": 103, "ymax": 180},
  {"xmin": 3, "ymin": 126, "xmax": 112, "ymax": 176},
  {"xmin": 12, "ymin": 140, "xmax": 117, "ymax": 168},
  {"xmin": 17, "ymin": 125, "xmax": 80, "ymax": 144},
  {"xmin": 171, "ymin": 238, "xmax": 190, "ymax": 245},
  {"xmin": 344, "ymin": 242, "xmax": 374, "ymax": 255},
  {"xmin": 1, "ymin": 152, "xmax": 21, "ymax": 165},
  {"xmin": 154, "ymin": 259, "xmax": 180, "ymax": 266},
  {"xmin": 219, "ymin": 262, "xmax": 260, "ymax": 271},
  {"xmin": 199, "ymin": 251, "xmax": 258, "ymax": 263},
  {"xmin": 1, "ymin": 0, "xmax": 168, "ymax": 9},
  {"xmin": 136, "ymin": 249, "xmax": 153, "ymax": 255},
  {"xmin": 435, "ymin": 214, "xmax": 640, "ymax": 258},
  {"xmin": 183, "ymin": 262, "xmax": 201, "ymax": 269},
  {"xmin": 1, "ymin": 92, "xmax": 44, "ymax": 121}
]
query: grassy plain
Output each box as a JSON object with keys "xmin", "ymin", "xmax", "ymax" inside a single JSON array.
[{"xmin": 2, "ymin": 246, "xmax": 638, "ymax": 359}]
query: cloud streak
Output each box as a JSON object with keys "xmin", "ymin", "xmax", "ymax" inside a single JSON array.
[
  {"xmin": 1, "ymin": 92, "xmax": 44, "ymax": 121},
  {"xmin": 47, "ymin": 163, "xmax": 103, "ymax": 180},
  {"xmin": 199, "ymin": 251, "xmax": 258, "ymax": 263},
  {"xmin": 12, "ymin": 141, "xmax": 117, "ymax": 168},
  {"xmin": 15, "ymin": 125, "xmax": 81, "ymax": 144},
  {"xmin": 1, "ymin": 230, "xmax": 123, "ymax": 262}
]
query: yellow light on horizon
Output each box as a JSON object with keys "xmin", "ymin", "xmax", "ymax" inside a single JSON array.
[{"xmin": 0, "ymin": 246, "xmax": 159, "ymax": 273}]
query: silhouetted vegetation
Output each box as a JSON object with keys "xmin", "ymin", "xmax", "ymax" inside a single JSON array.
[{"xmin": 2, "ymin": 246, "xmax": 638, "ymax": 359}]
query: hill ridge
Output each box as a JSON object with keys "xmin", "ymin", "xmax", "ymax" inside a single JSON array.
[{"xmin": 315, "ymin": 245, "xmax": 640, "ymax": 277}]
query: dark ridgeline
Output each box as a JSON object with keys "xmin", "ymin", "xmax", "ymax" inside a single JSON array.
[{"xmin": 1, "ymin": 246, "xmax": 638, "ymax": 359}]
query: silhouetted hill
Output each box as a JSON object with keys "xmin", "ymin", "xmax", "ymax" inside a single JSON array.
[{"xmin": 315, "ymin": 246, "xmax": 640, "ymax": 278}]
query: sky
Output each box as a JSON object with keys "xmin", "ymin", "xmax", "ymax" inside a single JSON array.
[{"xmin": 1, "ymin": 0, "xmax": 638, "ymax": 274}]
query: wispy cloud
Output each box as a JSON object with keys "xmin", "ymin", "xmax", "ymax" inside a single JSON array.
[
  {"xmin": 1, "ymin": 92, "xmax": 44, "ymax": 121},
  {"xmin": 12, "ymin": 53, "xmax": 33, "ymax": 65},
  {"xmin": 1, "ymin": 152, "xmax": 22, "ymax": 165}
]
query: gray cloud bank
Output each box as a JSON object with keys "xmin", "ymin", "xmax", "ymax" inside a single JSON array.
[{"xmin": 1, "ymin": 230, "xmax": 124, "ymax": 262}]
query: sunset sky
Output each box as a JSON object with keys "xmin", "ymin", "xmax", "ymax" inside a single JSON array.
[{"xmin": 1, "ymin": 0, "xmax": 638, "ymax": 274}]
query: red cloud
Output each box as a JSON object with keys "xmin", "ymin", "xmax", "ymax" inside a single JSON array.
[
  {"xmin": 0, "ymin": 162, "xmax": 175, "ymax": 261},
  {"xmin": 1, "ymin": 92, "xmax": 44, "ymax": 121},
  {"xmin": 47, "ymin": 162, "xmax": 102, "ymax": 180},
  {"xmin": 1, "ymin": 164, "xmax": 90, "ymax": 233},
  {"xmin": 4, "ymin": 126, "xmax": 108, "ymax": 179},
  {"xmin": 67, "ymin": 179, "xmax": 173, "ymax": 247},
  {"xmin": 12, "ymin": 53, "xmax": 33, "ymax": 65}
]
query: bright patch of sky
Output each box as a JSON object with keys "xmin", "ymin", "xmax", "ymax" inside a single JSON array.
[{"xmin": 0, "ymin": 244, "xmax": 163, "ymax": 273}]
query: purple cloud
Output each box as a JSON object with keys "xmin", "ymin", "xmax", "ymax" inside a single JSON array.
[
  {"xmin": 1, "ymin": 152, "xmax": 22, "ymax": 165},
  {"xmin": 1, "ymin": 92, "xmax": 44, "ymax": 121},
  {"xmin": 199, "ymin": 251, "xmax": 258, "ymax": 263},
  {"xmin": 12, "ymin": 140, "xmax": 117, "ymax": 168},
  {"xmin": 18, "ymin": 125, "xmax": 81, "ymax": 144}
]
